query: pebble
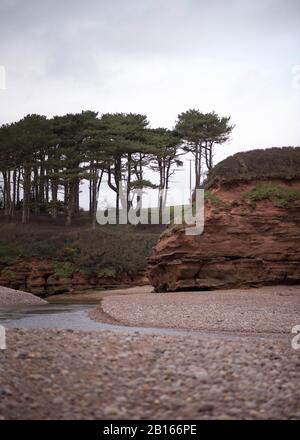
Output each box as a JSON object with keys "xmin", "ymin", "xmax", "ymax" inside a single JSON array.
[{"xmin": 0, "ymin": 321, "xmax": 299, "ymax": 420}]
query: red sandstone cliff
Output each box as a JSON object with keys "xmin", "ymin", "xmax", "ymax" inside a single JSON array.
[
  {"xmin": 0, "ymin": 259, "xmax": 148, "ymax": 296},
  {"xmin": 148, "ymin": 179, "xmax": 300, "ymax": 291}
]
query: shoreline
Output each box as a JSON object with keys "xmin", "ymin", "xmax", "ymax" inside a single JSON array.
[
  {"xmin": 47, "ymin": 285, "xmax": 152, "ymax": 303},
  {"xmin": 1, "ymin": 284, "xmax": 300, "ymax": 419},
  {"xmin": 92, "ymin": 285, "xmax": 300, "ymax": 334},
  {"xmin": 0, "ymin": 285, "xmax": 47, "ymax": 306}
]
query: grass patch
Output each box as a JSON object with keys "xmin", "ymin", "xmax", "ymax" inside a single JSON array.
[
  {"xmin": 0, "ymin": 243, "xmax": 21, "ymax": 264},
  {"xmin": 245, "ymin": 183, "xmax": 300, "ymax": 208},
  {"xmin": 52, "ymin": 262, "xmax": 75, "ymax": 278},
  {"xmin": 204, "ymin": 190, "xmax": 222, "ymax": 206}
]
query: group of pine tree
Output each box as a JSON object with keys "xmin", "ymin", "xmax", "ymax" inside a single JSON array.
[{"xmin": 0, "ymin": 109, "xmax": 233, "ymax": 227}]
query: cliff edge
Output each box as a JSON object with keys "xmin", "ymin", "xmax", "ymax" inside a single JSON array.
[{"xmin": 148, "ymin": 147, "xmax": 300, "ymax": 291}]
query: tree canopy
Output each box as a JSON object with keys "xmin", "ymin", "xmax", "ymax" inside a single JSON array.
[
  {"xmin": 0, "ymin": 109, "xmax": 234, "ymax": 226},
  {"xmin": 176, "ymin": 109, "xmax": 234, "ymax": 187}
]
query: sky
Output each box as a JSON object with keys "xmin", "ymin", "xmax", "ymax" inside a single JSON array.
[{"xmin": 0, "ymin": 0, "xmax": 300, "ymax": 208}]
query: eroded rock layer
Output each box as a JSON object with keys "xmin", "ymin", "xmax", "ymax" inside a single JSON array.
[
  {"xmin": 148, "ymin": 180, "xmax": 300, "ymax": 291},
  {"xmin": 0, "ymin": 259, "xmax": 148, "ymax": 296}
]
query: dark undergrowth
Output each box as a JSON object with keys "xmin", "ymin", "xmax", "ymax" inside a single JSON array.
[{"xmin": 0, "ymin": 214, "xmax": 163, "ymax": 276}]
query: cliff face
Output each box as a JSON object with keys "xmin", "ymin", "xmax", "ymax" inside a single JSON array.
[
  {"xmin": 0, "ymin": 259, "xmax": 148, "ymax": 296},
  {"xmin": 148, "ymin": 179, "xmax": 300, "ymax": 292}
]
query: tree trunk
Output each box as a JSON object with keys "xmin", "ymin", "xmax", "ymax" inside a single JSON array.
[
  {"xmin": 91, "ymin": 168, "xmax": 104, "ymax": 230},
  {"xmin": 194, "ymin": 142, "xmax": 202, "ymax": 188},
  {"xmin": 22, "ymin": 165, "xmax": 31, "ymax": 224},
  {"xmin": 127, "ymin": 153, "xmax": 132, "ymax": 213},
  {"xmin": 39, "ymin": 162, "xmax": 45, "ymax": 204},
  {"xmin": 114, "ymin": 157, "xmax": 121, "ymax": 223},
  {"xmin": 66, "ymin": 181, "xmax": 74, "ymax": 226},
  {"xmin": 33, "ymin": 167, "xmax": 39, "ymax": 213},
  {"xmin": 73, "ymin": 177, "xmax": 80, "ymax": 217},
  {"xmin": 51, "ymin": 174, "xmax": 58, "ymax": 219},
  {"xmin": 11, "ymin": 169, "xmax": 16, "ymax": 217},
  {"xmin": 16, "ymin": 168, "xmax": 21, "ymax": 204}
]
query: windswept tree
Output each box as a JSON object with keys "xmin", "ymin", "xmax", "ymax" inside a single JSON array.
[
  {"xmin": 176, "ymin": 109, "xmax": 234, "ymax": 188},
  {"xmin": 147, "ymin": 128, "xmax": 183, "ymax": 218},
  {"xmin": 0, "ymin": 108, "xmax": 234, "ymax": 227},
  {"xmin": 0, "ymin": 123, "xmax": 16, "ymax": 217},
  {"xmin": 97, "ymin": 113, "xmax": 152, "ymax": 219},
  {"xmin": 51, "ymin": 111, "xmax": 99, "ymax": 226},
  {"xmin": 81, "ymin": 118, "xmax": 109, "ymax": 230},
  {"xmin": 13, "ymin": 115, "xmax": 51, "ymax": 223}
]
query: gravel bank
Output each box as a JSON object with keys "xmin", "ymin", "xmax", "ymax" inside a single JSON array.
[
  {"xmin": 0, "ymin": 286, "xmax": 47, "ymax": 306},
  {"xmin": 0, "ymin": 328, "xmax": 299, "ymax": 419},
  {"xmin": 47, "ymin": 285, "xmax": 152, "ymax": 303},
  {"xmin": 97, "ymin": 286, "xmax": 300, "ymax": 334}
]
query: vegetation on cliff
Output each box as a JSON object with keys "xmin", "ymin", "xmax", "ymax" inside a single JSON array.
[
  {"xmin": 149, "ymin": 147, "xmax": 300, "ymax": 291},
  {"xmin": 245, "ymin": 183, "xmax": 300, "ymax": 208},
  {"xmin": 0, "ymin": 218, "xmax": 162, "ymax": 280},
  {"xmin": 206, "ymin": 147, "xmax": 300, "ymax": 188}
]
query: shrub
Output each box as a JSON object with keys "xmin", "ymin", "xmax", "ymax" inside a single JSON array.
[
  {"xmin": 206, "ymin": 147, "xmax": 300, "ymax": 188},
  {"xmin": 0, "ymin": 243, "xmax": 21, "ymax": 264},
  {"xmin": 0, "ymin": 223, "xmax": 161, "ymax": 276},
  {"xmin": 52, "ymin": 262, "xmax": 75, "ymax": 278},
  {"xmin": 245, "ymin": 183, "xmax": 300, "ymax": 208},
  {"xmin": 97, "ymin": 267, "xmax": 116, "ymax": 278},
  {"xmin": 204, "ymin": 191, "xmax": 222, "ymax": 206}
]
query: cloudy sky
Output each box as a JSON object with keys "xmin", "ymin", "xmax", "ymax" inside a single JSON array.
[{"xmin": 0, "ymin": 0, "xmax": 299, "ymax": 206}]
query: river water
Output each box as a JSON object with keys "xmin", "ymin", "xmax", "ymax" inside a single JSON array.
[
  {"xmin": 0, "ymin": 302, "xmax": 208, "ymax": 336},
  {"xmin": 0, "ymin": 301, "xmax": 287, "ymax": 341}
]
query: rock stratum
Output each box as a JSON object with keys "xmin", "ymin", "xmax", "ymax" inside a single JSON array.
[
  {"xmin": 0, "ymin": 259, "xmax": 147, "ymax": 296},
  {"xmin": 148, "ymin": 147, "xmax": 300, "ymax": 291}
]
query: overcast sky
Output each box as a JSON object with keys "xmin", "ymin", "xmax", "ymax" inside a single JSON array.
[{"xmin": 0, "ymin": 0, "xmax": 300, "ymax": 207}]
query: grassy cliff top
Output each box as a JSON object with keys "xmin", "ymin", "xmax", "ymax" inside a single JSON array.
[{"xmin": 206, "ymin": 147, "xmax": 300, "ymax": 188}]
